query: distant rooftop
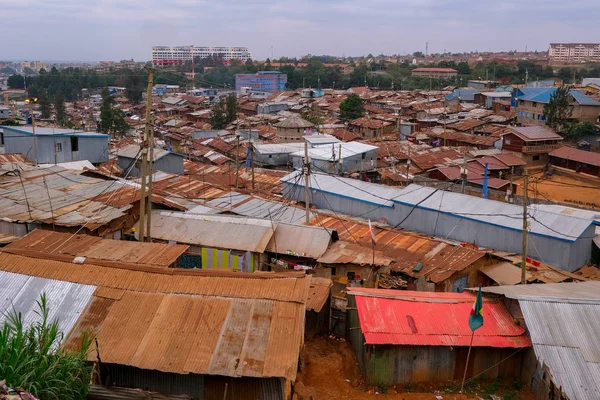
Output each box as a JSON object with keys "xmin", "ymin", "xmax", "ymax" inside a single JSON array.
[{"xmin": 1, "ymin": 126, "xmax": 109, "ymax": 138}]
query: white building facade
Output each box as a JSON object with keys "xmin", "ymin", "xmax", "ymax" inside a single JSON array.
[
  {"xmin": 152, "ymin": 46, "xmax": 251, "ymax": 65},
  {"xmin": 549, "ymin": 43, "xmax": 600, "ymax": 63}
]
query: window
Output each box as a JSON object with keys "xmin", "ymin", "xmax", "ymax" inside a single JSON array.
[
  {"xmin": 268, "ymin": 154, "xmax": 272, "ymax": 158},
  {"xmin": 532, "ymin": 113, "xmax": 536, "ymax": 120},
  {"xmin": 55, "ymin": 143, "xmax": 62, "ymax": 152},
  {"xmin": 505, "ymin": 137, "xmax": 511, "ymax": 145},
  {"xmin": 532, "ymin": 155, "xmax": 540, "ymax": 161},
  {"xmin": 533, "ymin": 102, "xmax": 537, "ymax": 108},
  {"xmin": 70, "ymin": 136, "xmax": 79, "ymax": 152}
]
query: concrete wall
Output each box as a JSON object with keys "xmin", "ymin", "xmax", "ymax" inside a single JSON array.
[
  {"xmin": 291, "ymin": 149, "xmax": 378, "ymax": 174},
  {"xmin": 3, "ymin": 131, "xmax": 108, "ymax": 164},
  {"xmin": 254, "ymin": 151, "xmax": 292, "ymax": 167}
]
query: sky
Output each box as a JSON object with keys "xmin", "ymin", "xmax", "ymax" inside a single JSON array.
[{"xmin": 0, "ymin": 0, "xmax": 596, "ymax": 62}]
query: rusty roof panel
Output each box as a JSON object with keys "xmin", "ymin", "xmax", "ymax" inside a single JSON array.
[
  {"xmin": 312, "ymin": 215, "xmax": 484, "ymax": 283},
  {"xmin": 83, "ymin": 292, "xmax": 303, "ymax": 380},
  {"xmin": 8, "ymin": 230, "xmax": 189, "ymax": 267},
  {"xmin": 306, "ymin": 277, "xmax": 332, "ymax": 312},
  {"xmin": 0, "ymin": 252, "xmax": 310, "ymax": 303},
  {"xmin": 265, "ymin": 223, "xmax": 333, "ymax": 259}
]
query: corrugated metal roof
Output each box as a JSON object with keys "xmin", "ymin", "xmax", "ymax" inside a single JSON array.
[
  {"xmin": 0, "ymin": 165, "xmax": 132, "ymax": 229},
  {"xmin": 0, "ymin": 270, "xmax": 96, "ymax": 336},
  {"xmin": 7, "ymin": 229, "xmax": 189, "ymax": 267},
  {"xmin": 349, "ymin": 288, "xmax": 530, "ymax": 347},
  {"xmin": 0, "ymin": 251, "xmax": 310, "ymax": 303},
  {"xmin": 282, "ymin": 171, "xmax": 404, "ymax": 207},
  {"xmin": 70, "ymin": 291, "xmax": 304, "ymax": 380},
  {"xmin": 265, "ymin": 222, "xmax": 334, "ymax": 259},
  {"xmin": 518, "ymin": 295, "xmax": 600, "ymax": 400},
  {"xmin": 480, "ymin": 262, "xmax": 530, "ymax": 285},
  {"xmin": 306, "ymin": 277, "xmax": 331, "ymax": 312},
  {"xmin": 550, "ymin": 146, "xmax": 600, "ymax": 167},
  {"xmin": 312, "ymin": 215, "xmax": 483, "ymax": 283},
  {"xmin": 149, "ymin": 211, "xmax": 275, "ymax": 253},
  {"xmin": 395, "ymin": 184, "xmax": 593, "ymax": 242},
  {"xmin": 481, "ymin": 281, "xmax": 600, "ymax": 301},
  {"xmin": 292, "ymin": 142, "xmax": 378, "ymax": 161},
  {"xmin": 505, "ymin": 126, "xmax": 562, "ymax": 141}
]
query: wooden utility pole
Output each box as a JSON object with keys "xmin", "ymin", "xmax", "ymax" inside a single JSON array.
[
  {"xmin": 521, "ymin": 171, "xmax": 529, "ymax": 284},
  {"xmin": 146, "ymin": 115, "xmax": 154, "ymax": 242},
  {"xmin": 249, "ymin": 118, "xmax": 255, "ymax": 191},
  {"xmin": 138, "ymin": 67, "xmax": 153, "ymax": 242},
  {"xmin": 509, "ymin": 166, "xmax": 514, "ymax": 202},
  {"xmin": 235, "ymin": 131, "xmax": 241, "ymax": 189},
  {"xmin": 405, "ymin": 144, "xmax": 411, "ymax": 185},
  {"xmin": 304, "ymin": 140, "xmax": 311, "ymax": 226}
]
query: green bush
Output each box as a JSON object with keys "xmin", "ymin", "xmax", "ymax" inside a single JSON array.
[{"xmin": 0, "ymin": 293, "xmax": 92, "ymax": 400}]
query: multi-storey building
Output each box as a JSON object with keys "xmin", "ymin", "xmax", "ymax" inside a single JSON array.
[
  {"xmin": 235, "ymin": 71, "xmax": 287, "ymax": 93},
  {"xmin": 152, "ymin": 46, "xmax": 251, "ymax": 65},
  {"xmin": 411, "ymin": 67, "xmax": 458, "ymax": 79},
  {"xmin": 548, "ymin": 43, "xmax": 600, "ymax": 64}
]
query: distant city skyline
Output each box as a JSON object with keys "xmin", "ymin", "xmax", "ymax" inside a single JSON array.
[{"xmin": 0, "ymin": 0, "xmax": 596, "ymax": 62}]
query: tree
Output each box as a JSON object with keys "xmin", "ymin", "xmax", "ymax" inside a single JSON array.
[
  {"xmin": 54, "ymin": 92, "xmax": 67, "ymax": 126},
  {"xmin": 302, "ymin": 103, "xmax": 324, "ymax": 127},
  {"xmin": 111, "ymin": 109, "xmax": 131, "ymax": 135},
  {"xmin": 413, "ymin": 51, "xmax": 425, "ymax": 58},
  {"xmin": 100, "ymin": 88, "xmax": 115, "ymax": 134},
  {"xmin": 544, "ymin": 86, "xmax": 572, "ymax": 134},
  {"xmin": 39, "ymin": 91, "xmax": 52, "ymax": 119},
  {"xmin": 565, "ymin": 121, "xmax": 599, "ymax": 141},
  {"xmin": 339, "ymin": 93, "xmax": 365, "ymax": 121},
  {"xmin": 209, "ymin": 98, "xmax": 227, "ymax": 129},
  {"xmin": 225, "ymin": 93, "xmax": 238, "ymax": 124},
  {"xmin": 7, "ymin": 74, "xmax": 25, "ymax": 89},
  {"xmin": 125, "ymin": 72, "xmax": 145, "ymax": 104},
  {"xmin": 0, "ymin": 293, "xmax": 92, "ymax": 399}
]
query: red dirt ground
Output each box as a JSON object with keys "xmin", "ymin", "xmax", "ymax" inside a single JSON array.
[{"xmin": 295, "ymin": 336, "xmax": 535, "ymax": 400}]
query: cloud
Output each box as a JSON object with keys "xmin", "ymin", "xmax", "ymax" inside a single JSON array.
[{"xmin": 0, "ymin": 0, "xmax": 596, "ymax": 61}]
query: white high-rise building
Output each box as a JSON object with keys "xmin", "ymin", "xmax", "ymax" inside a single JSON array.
[
  {"xmin": 549, "ymin": 43, "xmax": 600, "ymax": 64},
  {"xmin": 152, "ymin": 46, "xmax": 251, "ymax": 65}
]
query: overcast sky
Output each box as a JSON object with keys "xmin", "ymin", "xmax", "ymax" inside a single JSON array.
[{"xmin": 0, "ymin": 0, "xmax": 595, "ymax": 62}]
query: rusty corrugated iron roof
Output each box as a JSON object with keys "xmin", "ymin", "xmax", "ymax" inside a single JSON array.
[
  {"xmin": 7, "ymin": 230, "xmax": 189, "ymax": 268},
  {"xmin": 306, "ymin": 277, "xmax": 331, "ymax": 312},
  {"xmin": 312, "ymin": 215, "xmax": 484, "ymax": 283},
  {"xmin": 348, "ymin": 288, "xmax": 531, "ymax": 348}
]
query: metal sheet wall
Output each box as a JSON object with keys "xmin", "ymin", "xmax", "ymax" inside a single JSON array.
[{"xmin": 282, "ymin": 183, "xmax": 592, "ymax": 271}]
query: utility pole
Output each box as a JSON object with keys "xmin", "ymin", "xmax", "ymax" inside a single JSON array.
[
  {"xmin": 25, "ymin": 97, "xmax": 38, "ymax": 165},
  {"xmin": 461, "ymin": 165, "xmax": 467, "ymax": 194},
  {"xmin": 146, "ymin": 114, "xmax": 154, "ymax": 242},
  {"xmin": 525, "ymin": 69, "xmax": 529, "ymax": 86},
  {"xmin": 138, "ymin": 67, "xmax": 153, "ymax": 242},
  {"xmin": 521, "ymin": 171, "xmax": 529, "ymax": 285},
  {"xmin": 235, "ymin": 130, "xmax": 241, "ymax": 189},
  {"xmin": 304, "ymin": 139, "xmax": 311, "ymax": 225},
  {"xmin": 508, "ymin": 166, "xmax": 514, "ymax": 202},
  {"xmin": 406, "ymin": 144, "xmax": 411, "ymax": 185},
  {"xmin": 191, "ymin": 45, "xmax": 195, "ymax": 92},
  {"xmin": 338, "ymin": 143, "xmax": 342, "ymax": 176},
  {"xmin": 249, "ymin": 118, "xmax": 255, "ymax": 191}
]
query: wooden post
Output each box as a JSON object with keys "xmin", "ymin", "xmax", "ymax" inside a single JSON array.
[
  {"xmin": 146, "ymin": 116, "xmax": 154, "ymax": 242},
  {"xmin": 235, "ymin": 131, "xmax": 240, "ymax": 189},
  {"xmin": 304, "ymin": 140, "xmax": 310, "ymax": 226},
  {"xmin": 138, "ymin": 67, "xmax": 154, "ymax": 242},
  {"xmin": 460, "ymin": 331, "xmax": 475, "ymax": 394},
  {"xmin": 521, "ymin": 171, "xmax": 529, "ymax": 284}
]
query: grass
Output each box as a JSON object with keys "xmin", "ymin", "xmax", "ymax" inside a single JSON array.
[{"xmin": 0, "ymin": 293, "xmax": 93, "ymax": 400}]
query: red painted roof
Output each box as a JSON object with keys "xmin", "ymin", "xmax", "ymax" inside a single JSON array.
[
  {"xmin": 413, "ymin": 68, "xmax": 458, "ymax": 73},
  {"xmin": 549, "ymin": 146, "xmax": 600, "ymax": 167},
  {"xmin": 349, "ymin": 288, "xmax": 531, "ymax": 348}
]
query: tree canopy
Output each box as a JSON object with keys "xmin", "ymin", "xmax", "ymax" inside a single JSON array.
[
  {"xmin": 339, "ymin": 93, "xmax": 365, "ymax": 121},
  {"xmin": 544, "ymin": 86, "xmax": 572, "ymax": 134}
]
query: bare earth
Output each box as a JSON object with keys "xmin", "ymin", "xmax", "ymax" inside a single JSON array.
[{"xmin": 295, "ymin": 336, "xmax": 535, "ymax": 400}]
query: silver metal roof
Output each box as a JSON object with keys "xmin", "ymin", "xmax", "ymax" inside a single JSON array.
[
  {"xmin": 1, "ymin": 126, "xmax": 109, "ymax": 137},
  {"xmin": 282, "ymin": 171, "xmax": 405, "ymax": 207},
  {"xmin": 265, "ymin": 222, "xmax": 333, "ymax": 259},
  {"xmin": 395, "ymin": 184, "xmax": 593, "ymax": 242},
  {"xmin": 149, "ymin": 210, "xmax": 275, "ymax": 252},
  {"xmin": 481, "ymin": 281, "xmax": 600, "ymax": 302},
  {"xmin": 0, "ymin": 271, "xmax": 96, "ymax": 337},
  {"xmin": 291, "ymin": 142, "xmax": 378, "ymax": 161},
  {"xmin": 518, "ymin": 294, "xmax": 600, "ymax": 400},
  {"xmin": 253, "ymin": 142, "xmax": 305, "ymax": 155}
]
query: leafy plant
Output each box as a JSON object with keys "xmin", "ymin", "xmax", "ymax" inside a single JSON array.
[
  {"xmin": 544, "ymin": 86, "xmax": 573, "ymax": 134},
  {"xmin": 0, "ymin": 293, "xmax": 93, "ymax": 400},
  {"xmin": 339, "ymin": 93, "xmax": 365, "ymax": 121}
]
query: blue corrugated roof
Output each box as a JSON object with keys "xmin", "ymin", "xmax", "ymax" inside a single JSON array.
[
  {"xmin": 517, "ymin": 88, "xmax": 600, "ymax": 106},
  {"xmin": 445, "ymin": 89, "xmax": 479, "ymax": 101}
]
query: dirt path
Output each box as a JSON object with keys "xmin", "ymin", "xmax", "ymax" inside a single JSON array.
[{"xmin": 295, "ymin": 337, "xmax": 478, "ymax": 400}]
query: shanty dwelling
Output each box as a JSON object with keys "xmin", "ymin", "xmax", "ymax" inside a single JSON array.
[
  {"xmin": 146, "ymin": 211, "xmax": 335, "ymax": 272},
  {"xmin": 281, "ymin": 174, "xmax": 596, "ymax": 271},
  {"xmin": 500, "ymin": 126, "xmax": 563, "ymax": 164},
  {"xmin": 305, "ymin": 277, "xmax": 333, "ymax": 339},
  {"xmin": 253, "ymin": 142, "xmax": 305, "ymax": 167},
  {"xmin": 346, "ymin": 288, "xmax": 531, "ymax": 386},
  {"xmin": 116, "ymin": 144, "xmax": 186, "ymax": 176},
  {"xmin": 1, "ymin": 126, "xmax": 109, "ymax": 165},
  {"xmin": 0, "ymin": 163, "xmax": 155, "ymax": 242},
  {"xmin": 290, "ymin": 142, "xmax": 379, "ymax": 174},
  {"xmin": 274, "ymin": 116, "xmax": 314, "ymax": 142},
  {"xmin": 0, "ymin": 234, "xmax": 312, "ymax": 400},
  {"xmin": 481, "ymin": 282, "xmax": 600, "ymax": 400},
  {"xmin": 549, "ymin": 146, "xmax": 600, "ymax": 178}
]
